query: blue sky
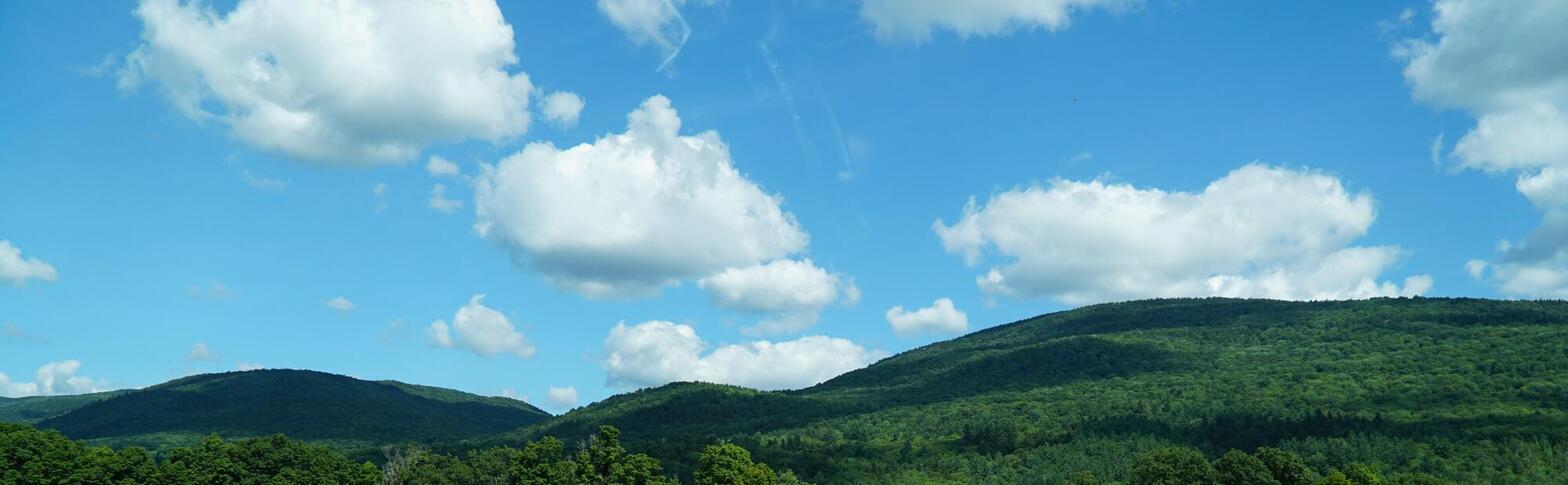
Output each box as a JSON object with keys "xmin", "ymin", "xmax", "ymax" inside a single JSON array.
[{"xmin": 2, "ymin": 0, "xmax": 1565, "ymax": 411}]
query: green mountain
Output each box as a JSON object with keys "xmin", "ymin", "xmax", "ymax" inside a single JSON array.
[
  {"xmin": 506, "ymin": 297, "xmax": 1568, "ymax": 483},
  {"xmin": 34, "ymin": 369, "xmax": 550, "ymax": 450},
  {"xmin": 0, "ymin": 390, "xmax": 128, "ymax": 424}
]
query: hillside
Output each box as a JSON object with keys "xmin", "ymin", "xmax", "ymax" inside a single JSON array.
[
  {"xmin": 0, "ymin": 390, "xmax": 128, "ymax": 424},
  {"xmin": 35, "ymin": 369, "xmax": 550, "ymax": 450},
  {"xmin": 512, "ymin": 298, "xmax": 1568, "ymax": 483}
]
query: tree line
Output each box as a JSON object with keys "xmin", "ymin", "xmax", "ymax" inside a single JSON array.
[{"xmin": 0, "ymin": 423, "xmax": 805, "ymax": 484}]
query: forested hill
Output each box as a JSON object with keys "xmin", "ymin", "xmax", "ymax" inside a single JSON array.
[
  {"xmin": 0, "ymin": 390, "xmax": 127, "ymax": 424},
  {"xmin": 33, "ymin": 369, "xmax": 550, "ymax": 449},
  {"xmin": 512, "ymin": 297, "xmax": 1568, "ymax": 483}
]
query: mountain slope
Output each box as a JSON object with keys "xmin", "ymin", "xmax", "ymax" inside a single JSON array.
[
  {"xmin": 0, "ymin": 390, "xmax": 128, "ymax": 424},
  {"xmin": 38, "ymin": 369, "xmax": 549, "ymax": 448},
  {"xmin": 514, "ymin": 298, "xmax": 1568, "ymax": 483}
]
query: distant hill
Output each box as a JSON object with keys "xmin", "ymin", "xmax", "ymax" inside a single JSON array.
[
  {"xmin": 36, "ymin": 369, "xmax": 549, "ymax": 450},
  {"xmin": 509, "ymin": 298, "xmax": 1568, "ymax": 483},
  {"xmin": 0, "ymin": 390, "xmax": 128, "ymax": 424}
]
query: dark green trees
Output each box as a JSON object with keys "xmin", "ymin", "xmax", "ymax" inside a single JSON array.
[
  {"xmin": 1214, "ymin": 449, "xmax": 1279, "ymax": 485},
  {"xmin": 1131, "ymin": 446, "xmax": 1218, "ymax": 484}
]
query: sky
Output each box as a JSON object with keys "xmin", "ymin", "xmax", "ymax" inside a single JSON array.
[{"xmin": 2, "ymin": 0, "xmax": 1565, "ymax": 412}]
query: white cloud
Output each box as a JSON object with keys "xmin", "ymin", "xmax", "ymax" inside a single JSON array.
[
  {"xmin": 541, "ymin": 92, "xmax": 585, "ymax": 128},
  {"xmin": 596, "ymin": 0, "xmax": 717, "ymax": 72},
  {"xmin": 1399, "ymin": 0, "xmax": 1568, "ymax": 298},
  {"xmin": 325, "ymin": 296, "xmax": 356, "ymax": 312},
  {"xmin": 427, "ymin": 294, "xmax": 535, "ymax": 358},
  {"xmin": 429, "ymin": 184, "xmax": 464, "ymax": 214},
  {"xmin": 189, "ymin": 342, "xmax": 217, "ymax": 361},
  {"xmin": 603, "ymin": 320, "xmax": 885, "ymax": 391},
  {"xmin": 187, "ymin": 282, "xmax": 234, "ymax": 300},
  {"xmin": 885, "ymin": 297, "xmax": 969, "ymax": 337},
  {"xmin": 120, "ymin": 0, "xmax": 534, "ymax": 164},
  {"xmin": 0, "ymin": 240, "xmax": 58, "ymax": 286},
  {"xmin": 426, "ymin": 156, "xmax": 461, "ymax": 178},
  {"xmin": 236, "ymin": 362, "xmax": 264, "ymax": 371},
  {"xmin": 545, "ymin": 385, "xmax": 579, "ymax": 410},
  {"xmin": 860, "ymin": 0, "xmax": 1134, "ymax": 42},
  {"xmin": 1, "ymin": 360, "xmax": 105, "ymax": 397},
  {"xmin": 698, "ymin": 259, "xmax": 857, "ymax": 335},
  {"xmin": 935, "ymin": 164, "xmax": 1431, "ymax": 305},
  {"xmin": 474, "ymin": 95, "xmax": 808, "ymax": 298}
]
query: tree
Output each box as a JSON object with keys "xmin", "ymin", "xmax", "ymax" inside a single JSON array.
[
  {"xmin": 1214, "ymin": 449, "xmax": 1280, "ymax": 485},
  {"xmin": 1066, "ymin": 471, "xmax": 1102, "ymax": 485},
  {"xmin": 695, "ymin": 443, "xmax": 778, "ymax": 485},
  {"xmin": 1314, "ymin": 470, "xmax": 1353, "ymax": 485},
  {"xmin": 1131, "ymin": 446, "xmax": 1217, "ymax": 485},
  {"xmin": 1344, "ymin": 464, "xmax": 1383, "ymax": 485},
  {"xmin": 1254, "ymin": 447, "xmax": 1313, "ymax": 485}
]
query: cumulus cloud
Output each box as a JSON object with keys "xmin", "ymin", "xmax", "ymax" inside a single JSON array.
[
  {"xmin": 603, "ymin": 321, "xmax": 885, "ymax": 391},
  {"xmin": 325, "ymin": 296, "xmax": 356, "ymax": 312},
  {"xmin": 545, "ymin": 385, "xmax": 579, "ymax": 410},
  {"xmin": 596, "ymin": 0, "xmax": 718, "ymax": 72},
  {"xmin": 935, "ymin": 164, "xmax": 1431, "ymax": 305},
  {"xmin": 474, "ymin": 95, "xmax": 808, "ymax": 298},
  {"xmin": 0, "ymin": 360, "xmax": 105, "ymax": 397},
  {"xmin": 426, "ymin": 156, "xmax": 461, "ymax": 178},
  {"xmin": 1399, "ymin": 0, "xmax": 1568, "ymax": 298},
  {"xmin": 429, "ymin": 184, "xmax": 464, "ymax": 214},
  {"xmin": 698, "ymin": 259, "xmax": 857, "ymax": 335},
  {"xmin": 188, "ymin": 342, "xmax": 217, "ymax": 361},
  {"xmin": 0, "ymin": 240, "xmax": 58, "ymax": 286},
  {"xmin": 860, "ymin": 0, "xmax": 1134, "ymax": 42},
  {"xmin": 427, "ymin": 294, "xmax": 535, "ymax": 358},
  {"xmin": 236, "ymin": 362, "xmax": 264, "ymax": 371},
  {"xmin": 885, "ymin": 298, "xmax": 969, "ymax": 337},
  {"xmin": 541, "ymin": 92, "xmax": 585, "ymax": 128},
  {"xmin": 120, "ymin": 0, "xmax": 534, "ymax": 164}
]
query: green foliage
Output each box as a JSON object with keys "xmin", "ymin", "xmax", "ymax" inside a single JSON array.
[
  {"xmin": 37, "ymin": 369, "xmax": 549, "ymax": 449},
  {"xmin": 1214, "ymin": 449, "xmax": 1279, "ymax": 485},
  {"xmin": 1131, "ymin": 446, "xmax": 1217, "ymax": 485},
  {"xmin": 1, "ymin": 423, "xmax": 376, "ymax": 484},
  {"xmin": 1255, "ymin": 447, "xmax": 1313, "ymax": 485},
  {"xmin": 694, "ymin": 443, "xmax": 777, "ymax": 485}
]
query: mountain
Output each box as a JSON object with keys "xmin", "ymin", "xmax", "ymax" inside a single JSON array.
[
  {"xmin": 0, "ymin": 390, "xmax": 128, "ymax": 424},
  {"xmin": 507, "ymin": 297, "xmax": 1568, "ymax": 483},
  {"xmin": 34, "ymin": 369, "xmax": 550, "ymax": 450}
]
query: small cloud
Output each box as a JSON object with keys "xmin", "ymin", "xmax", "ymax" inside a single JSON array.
[
  {"xmin": 2, "ymin": 322, "xmax": 49, "ymax": 344},
  {"xmin": 1465, "ymin": 259, "xmax": 1489, "ymax": 279},
  {"xmin": 427, "ymin": 294, "xmax": 534, "ymax": 358},
  {"xmin": 0, "ymin": 240, "xmax": 59, "ymax": 286},
  {"xmin": 325, "ymin": 296, "xmax": 356, "ymax": 312},
  {"xmin": 236, "ymin": 362, "xmax": 264, "ymax": 371},
  {"xmin": 885, "ymin": 297, "xmax": 970, "ymax": 338},
  {"xmin": 1067, "ymin": 151, "xmax": 1095, "ymax": 164},
  {"xmin": 75, "ymin": 53, "xmax": 120, "ymax": 78},
  {"xmin": 541, "ymin": 92, "xmax": 585, "ymax": 128},
  {"xmin": 545, "ymin": 385, "xmax": 579, "ymax": 410},
  {"xmin": 373, "ymin": 183, "xmax": 390, "ymax": 213},
  {"xmin": 378, "ymin": 318, "xmax": 405, "ymax": 342},
  {"xmin": 426, "ymin": 156, "xmax": 461, "ymax": 178},
  {"xmin": 189, "ymin": 342, "xmax": 218, "ymax": 361},
  {"xmin": 186, "ymin": 282, "xmax": 234, "ymax": 300},
  {"xmin": 241, "ymin": 169, "xmax": 288, "ymax": 191},
  {"xmin": 428, "ymin": 184, "xmax": 463, "ymax": 213}
]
